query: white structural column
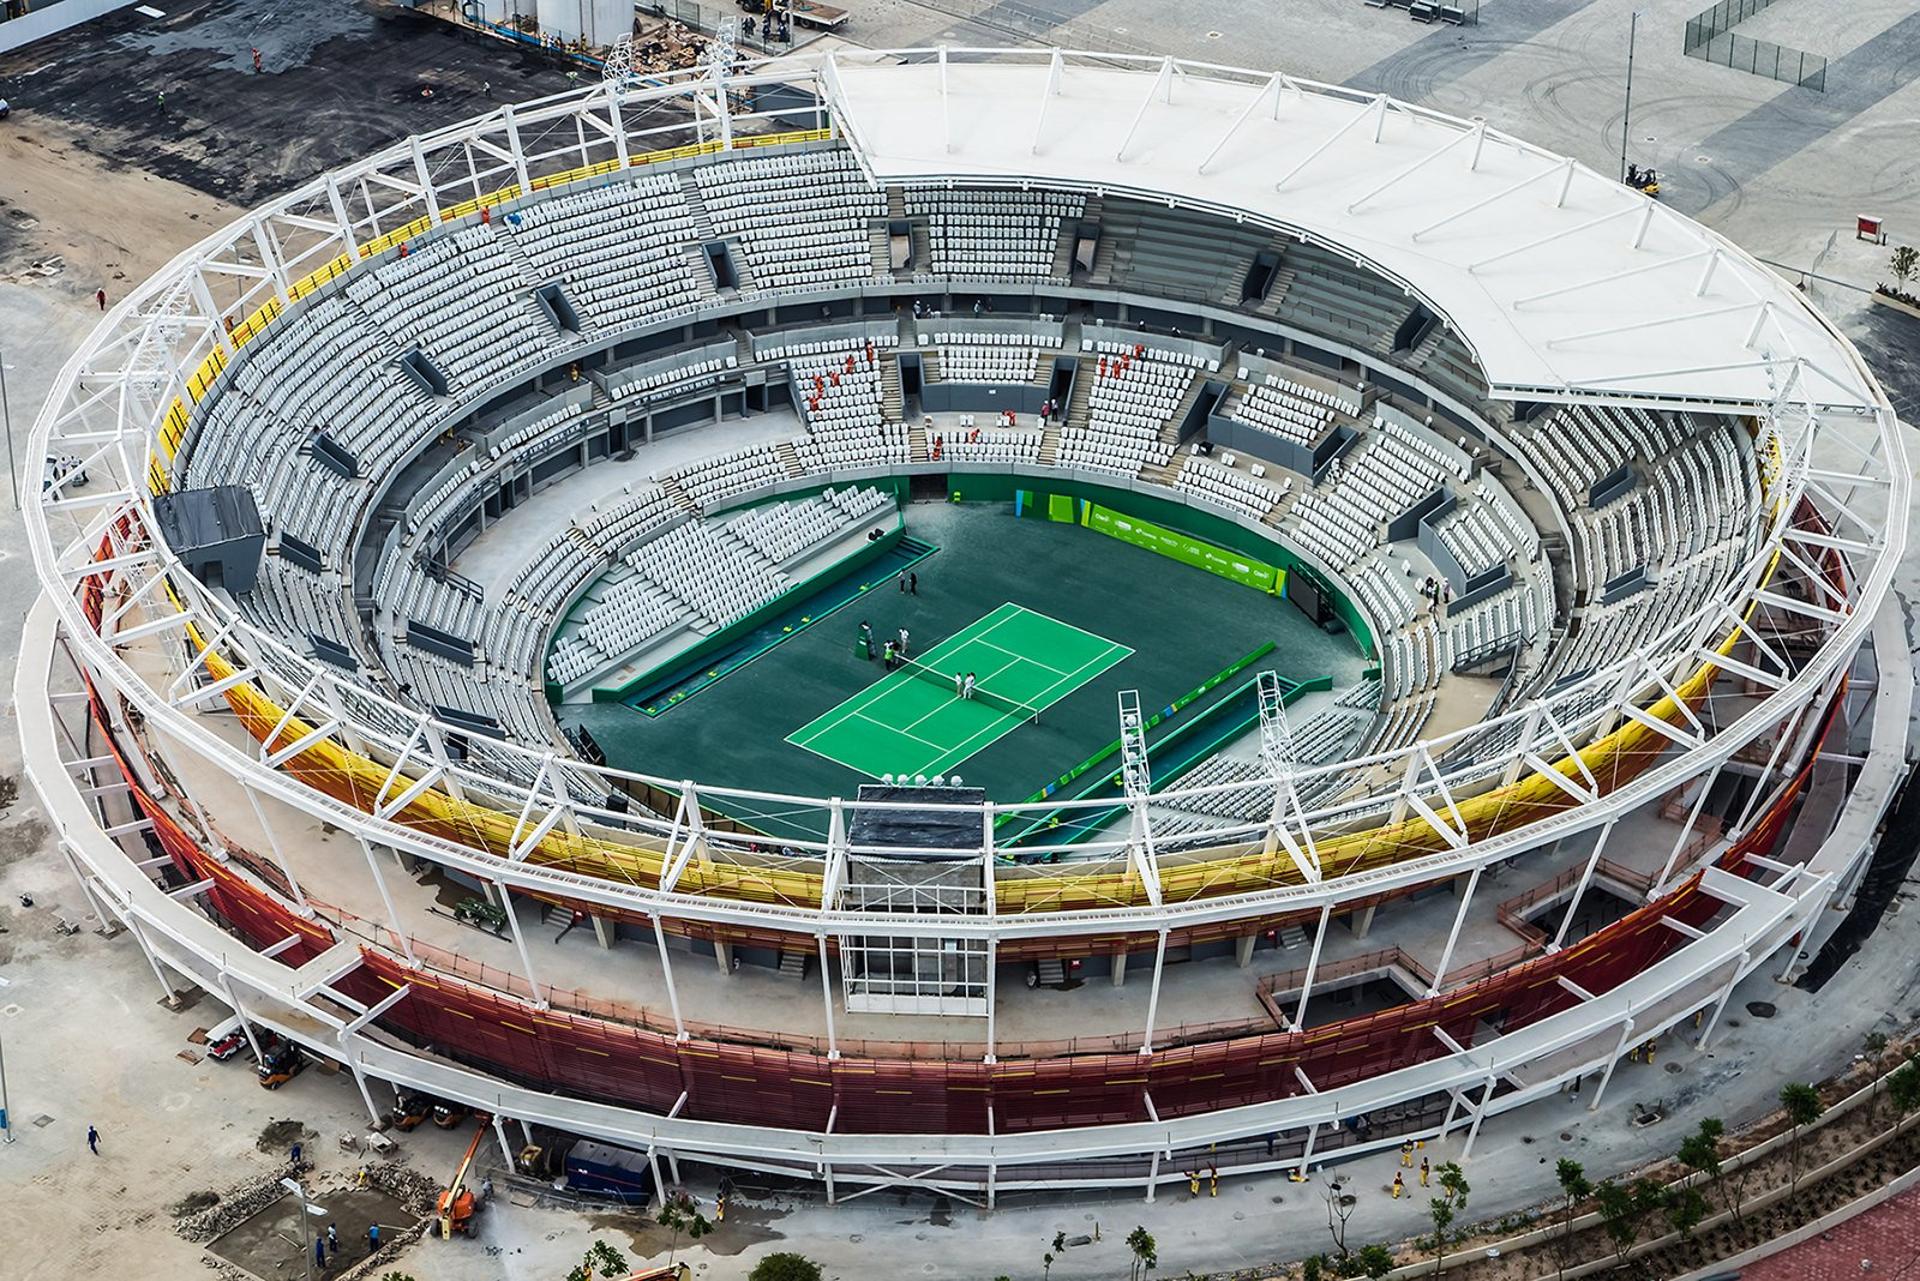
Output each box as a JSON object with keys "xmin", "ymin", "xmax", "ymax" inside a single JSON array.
[
  {"xmin": 1588, "ymin": 1018, "xmax": 1638, "ymax": 1112},
  {"xmin": 1694, "ymin": 952, "xmax": 1749, "ymax": 1050},
  {"xmin": 1426, "ymin": 865, "xmax": 1483, "ymax": 995},
  {"xmin": 1553, "ymin": 818, "xmax": 1618, "ymax": 950},
  {"xmin": 1656, "ymin": 761, "xmax": 1724, "ymax": 890},
  {"xmin": 497, "ymin": 880, "xmax": 547, "ymax": 1009},
  {"xmin": 817, "ymin": 934, "xmax": 838, "ymax": 1059},
  {"xmin": 354, "ymin": 835, "xmax": 416, "ymax": 963},
  {"xmin": 1139, "ymin": 928, "xmax": 1170, "ymax": 1055},
  {"xmin": 1292, "ymin": 903, "xmax": 1334, "ymax": 1029},
  {"xmin": 650, "ymin": 914, "xmax": 688, "ymax": 1041},
  {"xmin": 243, "ymin": 783, "xmax": 310, "ymax": 915},
  {"xmin": 1461, "ymin": 1075, "xmax": 1497, "ymax": 1159}
]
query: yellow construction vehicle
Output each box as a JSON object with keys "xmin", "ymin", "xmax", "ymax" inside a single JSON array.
[
  {"xmin": 1625, "ymin": 164, "xmax": 1660, "ymax": 197},
  {"xmin": 435, "ymin": 1115, "xmax": 491, "ymax": 1239}
]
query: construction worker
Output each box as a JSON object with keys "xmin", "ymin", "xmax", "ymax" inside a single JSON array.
[
  {"xmin": 1419, "ymin": 1157, "xmax": 1430, "ymax": 1188},
  {"xmin": 367, "ymin": 1222, "xmax": 381, "ymax": 1255},
  {"xmin": 1400, "ymin": 1140, "xmax": 1414, "ymax": 1167},
  {"xmin": 326, "ymin": 1224, "xmax": 339, "ymax": 1256},
  {"xmin": 857, "ymin": 620, "xmax": 874, "ymax": 660},
  {"xmin": 1208, "ymin": 1165, "xmax": 1218, "ymax": 1197},
  {"xmin": 1391, "ymin": 1171, "xmax": 1404, "ymax": 1199},
  {"xmin": 87, "ymin": 1124, "xmax": 100, "ymax": 1154},
  {"xmin": 1188, "ymin": 1170, "xmax": 1200, "ymax": 1196}
]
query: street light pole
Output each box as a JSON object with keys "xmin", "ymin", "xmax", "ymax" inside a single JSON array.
[
  {"xmin": 0, "ymin": 349, "xmax": 19, "ymax": 510},
  {"xmin": 0, "ymin": 975, "xmax": 12, "ymax": 1143},
  {"xmin": 1620, "ymin": 9, "xmax": 1642, "ymax": 184},
  {"xmin": 280, "ymin": 1177, "xmax": 328, "ymax": 1281}
]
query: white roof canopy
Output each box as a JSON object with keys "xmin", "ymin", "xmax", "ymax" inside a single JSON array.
[{"xmin": 824, "ymin": 52, "xmax": 1880, "ymax": 412}]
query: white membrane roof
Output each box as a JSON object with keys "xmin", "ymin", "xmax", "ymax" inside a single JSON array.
[{"xmin": 825, "ymin": 54, "xmax": 1881, "ymax": 412}]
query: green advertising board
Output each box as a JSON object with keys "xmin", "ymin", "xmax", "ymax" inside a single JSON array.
[{"xmin": 1083, "ymin": 503, "xmax": 1285, "ymax": 596}]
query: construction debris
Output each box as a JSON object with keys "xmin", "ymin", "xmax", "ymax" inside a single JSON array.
[{"xmin": 173, "ymin": 1171, "xmax": 295, "ymax": 1242}]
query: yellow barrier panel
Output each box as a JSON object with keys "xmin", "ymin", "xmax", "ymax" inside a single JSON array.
[
  {"xmin": 230, "ymin": 296, "xmax": 284, "ymax": 349},
  {"xmin": 359, "ymin": 215, "xmax": 436, "ymax": 261},
  {"xmin": 288, "ymin": 254, "xmax": 355, "ymax": 302}
]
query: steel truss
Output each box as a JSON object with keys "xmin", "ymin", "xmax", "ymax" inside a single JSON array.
[{"xmin": 12, "ymin": 55, "xmax": 1913, "ymax": 1192}]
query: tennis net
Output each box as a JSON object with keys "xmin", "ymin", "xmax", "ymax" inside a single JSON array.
[{"xmin": 898, "ymin": 654, "xmax": 1041, "ymax": 724}]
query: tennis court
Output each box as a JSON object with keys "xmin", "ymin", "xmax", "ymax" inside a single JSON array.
[{"xmin": 787, "ymin": 602, "xmax": 1134, "ymax": 780}]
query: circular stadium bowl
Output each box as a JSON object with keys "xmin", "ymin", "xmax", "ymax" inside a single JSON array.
[{"xmin": 16, "ymin": 49, "xmax": 1909, "ymax": 1199}]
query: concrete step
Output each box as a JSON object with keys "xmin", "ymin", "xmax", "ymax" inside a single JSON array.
[
  {"xmin": 660, "ymin": 474, "xmax": 701, "ymax": 515},
  {"xmin": 493, "ymin": 224, "xmax": 543, "ymax": 290},
  {"xmin": 778, "ymin": 949, "xmax": 809, "ymax": 980},
  {"xmin": 1277, "ymin": 923, "xmax": 1310, "ymax": 949},
  {"xmin": 680, "ymin": 174, "xmax": 717, "ymax": 239},
  {"xmin": 1036, "ymin": 957, "xmax": 1067, "ymax": 987},
  {"xmin": 775, "ymin": 440, "xmax": 805, "ymax": 478}
]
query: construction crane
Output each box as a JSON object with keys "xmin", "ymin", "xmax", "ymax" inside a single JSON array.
[{"xmin": 435, "ymin": 1115, "xmax": 491, "ymax": 1239}]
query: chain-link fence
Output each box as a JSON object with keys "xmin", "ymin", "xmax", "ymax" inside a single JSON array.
[{"xmin": 1684, "ymin": 0, "xmax": 1827, "ymax": 91}]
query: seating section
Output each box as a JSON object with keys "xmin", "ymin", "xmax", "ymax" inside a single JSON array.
[
  {"xmin": 675, "ymin": 444, "xmax": 789, "ymax": 508},
  {"xmin": 905, "ymin": 189, "xmax": 1083, "ymax": 279},
  {"xmin": 1285, "ymin": 435, "xmax": 1450, "ymax": 571},
  {"xmin": 937, "ymin": 427, "xmax": 1042, "ymax": 464},
  {"xmin": 187, "ymin": 295, "xmax": 439, "ymax": 560},
  {"xmin": 236, "ymin": 558, "xmax": 360, "ymax": 661},
  {"xmin": 345, "ymin": 226, "xmax": 556, "ymax": 393},
  {"xmin": 1448, "ymin": 580, "xmax": 1548, "ymax": 667},
  {"xmin": 505, "ymin": 174, "xmax": 702, "ymax": 333},
  {"xmin": 1058, "ymin": 342, "xmax": 1201, "ymax": 476},
  {"xmin": 608, "ymin": 355, "xmax": 735, "ymax": 405},
  {"xmin": 1176, "ymin": 458, "xmax": 1281, "ymax": 520},
  {"xmin": 1431, "ymin": 501, "xmax": 1510, "ymax": 578},
  {"xmin": 1230, "ymin": 378, "xmax": 1340, "ymax": 445},
  {"xmin": 932, "ymin": 333, "xmax": 1043, "ymax": 384},
  {"xmin": 789, "ymin": 341, "xmax": 908, "ymax": 472},
  {"xmin": 1101, "ymin": 201, "xmax": 1280, "ymax": 303},
  {"xmin": 696, "ymin": 150, "xmax": 884, "ymax": 290},
  {"xmin": 1275, "ymin": 244, "xmax": 1412, "ymax": 353},
  {"xmin": 546, "ymin": 487, "xmax": 892, "ymax": 688},
  {"xmin": 577, "ymin": 486, "xmax": 679, "ymax": 557}
]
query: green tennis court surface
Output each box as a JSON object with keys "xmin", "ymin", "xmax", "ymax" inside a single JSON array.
[{"xmin": 787, "ymin": 603, "xmax": 1133, "ymax": 779}]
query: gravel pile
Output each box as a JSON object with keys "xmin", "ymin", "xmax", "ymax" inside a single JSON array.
[{"xmin": 172, "ymin": 1172, "xmax": 292, "ymax": 1243}]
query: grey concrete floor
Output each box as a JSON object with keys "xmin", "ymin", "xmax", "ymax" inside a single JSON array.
[{"xmin": 1, "ymin": 0, "xmax": 1919, "ymax": 1278}]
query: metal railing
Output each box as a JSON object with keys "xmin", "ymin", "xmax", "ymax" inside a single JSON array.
[{"xmin": 1683, "ymin": 0, "xmax": 1827, "ymax": 91}]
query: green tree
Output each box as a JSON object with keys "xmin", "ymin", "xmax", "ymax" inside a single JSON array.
[
  {"xmin": 1593, "ymin": 1178, "xmax": 1664, "ymax": 1272},
  {"xmin": 1890, "ymin": 245, "xmax": 1919, "ymax": 293},
  {"xmin": 1424, "ymin": 1162, "xmax": 1469, "ymax": 1277},
  {"xmin": 1664, "ymin": 1185, "xmax": 1709, "ymax": 1246},
  {"xmin": 1043, "ymin": 1228, "xmax": 1067, "ymax": 1280},
  {"xmin": 1322, "ymin": 1175, "xmax": 1358, "ymax": 1262},
  {"xmin": 1126, "ymin": 1225, "xmax": 1158, "ymax": 1281},
  {"xmin": 1780, "ymin": 1081, "xmax": 1822, "ymax": 1196},
  {"xmin": 564, "ymin": 1239, "xmax": 629, "ymax": 1281},
  {"xmin": 748, "ymin": 1253, "xmax": 824, "ymax": 1281},
  {"xmin": 656, "ymin": 1192, "xmax": 713, "ymax": 1265},
  {"xmin": 1300, "ymin": 1255, "xmax": 1325, "ymax": 1281},
  {"xmin": 1552, "ymin": 1158, "xmax": 1591, "ymax": 1281},
  {"xmin": 1889, "ymin": 1059, "xmax": 1920, "ymax": 1118},
  {"xmin": 1863, "ymin": 1032, "xmax": 1891, "ymax": 1122},
  {"xmin": 1355, "ymin": 1243, "xmax": 1396, "ymax": 1279}
]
